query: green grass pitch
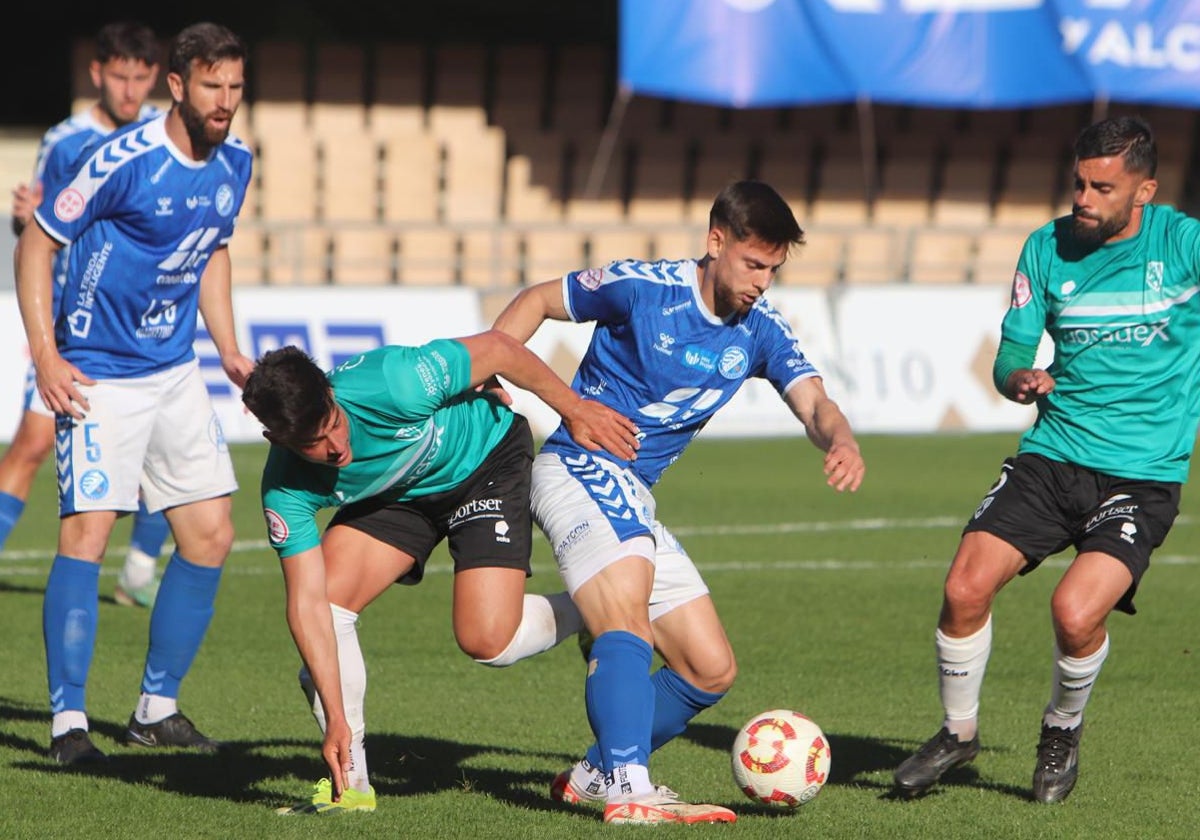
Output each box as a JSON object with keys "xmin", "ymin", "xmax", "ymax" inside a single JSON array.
[{"xmin": 0, "ymin": 433, "xmax": 1196, "ymax": 838}]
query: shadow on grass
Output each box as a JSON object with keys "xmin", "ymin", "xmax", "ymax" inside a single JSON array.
[
  {"xmin": 682, "ymin": 721, "xmax": 1032, "ymax": 802},
  {"xmin": 2, "ymin": 695, "xmax": 586, "ymax": 813},
  {"xmin": 3, "ymin": 696, "xmax": 1032, "ymax": 810}
]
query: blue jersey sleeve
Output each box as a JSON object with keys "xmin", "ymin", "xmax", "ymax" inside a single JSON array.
[
  {"xmin": 563, "ymin": 263, "xmax": 638, "ymax": 325},
  {"xmin": 753, "ymin": 302, "xmax": 819, "ymax": 394}
]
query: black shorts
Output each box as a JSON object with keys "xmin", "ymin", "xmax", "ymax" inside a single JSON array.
[
  {"xmin": 963, "ymin": 452, "xmax": 1180, "ymax": 614},
  {"xmin": 327, "ymin": 414, "xmax": 534, "ymax": 585}
]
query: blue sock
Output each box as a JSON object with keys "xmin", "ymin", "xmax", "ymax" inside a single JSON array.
[
  {"xmin": 130, "ymin": 500, "xmax": 170, "ymax": 557},
  {"xmin": 43, "ymin": 555, "xmax": 100, "ymax": 714},
  {"xmin": 585, "ymin": 666, "xmax": 726, "ymax": 769},
  {"xmin": 586, "ymin": 630, "xmax": 654, "ymax": 774},
  {"xmin": 0, "ymin": 491, "xmax": 26, "ymax": 550},
  {"xmin": 141, "ymin": 552, "xmax": 222, "ymax": 698}
]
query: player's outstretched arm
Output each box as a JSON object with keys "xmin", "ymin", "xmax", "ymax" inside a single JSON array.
[
  {"xmin": 458, "ymin": 330, "xmax": 640, "ymax": 461},
  {"xmin": 784, "ymin": 377, "xmax": 864, "ymax": 493},
  {"xmin": 281, "ymin": 546, "xmax": 352, "ymax": 798}
]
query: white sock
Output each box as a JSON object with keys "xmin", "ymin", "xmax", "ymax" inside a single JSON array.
[
  {"xmin": 937, "ymin": 615, "xmax": 993, "ymax": 741},
  {"xmin": 136, "ymin": 693, "xmax": 179, "ymax": 724},
  {"xmin": 569, "ymin": 757, "xmax": 606, "ymax": 799},
  {"xmin": 301, "ymin": 604, "xmax": 372, "ymax": 793},
  {"xmin": 607, "ymin": 762, "xmax": 655, "ymax": 802},
  {"xmin": 474, "ymin": 592, "xmax": 582, "ymax": 667},
  {"xmin": 120, "ymin": 548, "xmax": 158, "ymax": 589},
  {"xmin": 51, "ymin": 710, "xmax": 89, "ymax": 738},
  {"xmin": 1044, "ymin": 635, "xmax": 1109, "ymax": 729}
]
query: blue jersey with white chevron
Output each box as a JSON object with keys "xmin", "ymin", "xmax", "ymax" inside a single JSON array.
[
  {"xmin": 34, "ymin": 112, "xmax": 252, "ymax": 378},
  {"xmin": 32, "ymin": 105, "xmax": 162, "ymax": 300},
  {"xmin": 542, "ymin": 258, "xmax": 819, "ymax": 486}
]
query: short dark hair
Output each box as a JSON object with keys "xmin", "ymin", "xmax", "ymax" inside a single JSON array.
[
  {"xmin": 95, "ymin": 21, "xmax": 160, "ymax": 66},
  {"xmin": 709, "ymin": 180, "xmax": 804, "ymax": 249},
  {"xmin": 1074, "ymin": 116, "xmax": 1157, "ymax": 178},
  {"xmin": 168, "ymin": 22, "xmax": 246, "ymax": 82},
  {"xmin": 241, "ymin": 346, "xmax": 337, "ymax": 449}
]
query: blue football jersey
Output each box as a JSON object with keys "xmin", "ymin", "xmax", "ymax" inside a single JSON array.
[
  {"xmin": 34, "ymin": 113, "xmax": 252, "ymax": 378},
  {"xmin": 32, "ymin": 104, "xmax": 162, "ymax": 299},
  {"xmin": 541, "ymin": 259, "xmax": 819, "ymax": 486}
]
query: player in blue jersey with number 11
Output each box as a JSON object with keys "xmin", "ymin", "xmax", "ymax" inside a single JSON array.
[
  {"xmin": 15, "ymin": 21, "xmax": 253, "ymax": 766},
  {"xmin": 492, "ymin": 180, "xmax": 865, "ymax": 824}
]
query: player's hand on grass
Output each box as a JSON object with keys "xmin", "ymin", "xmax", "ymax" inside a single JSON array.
[
  {"xmin": 322, "ymin": 720, "xmax": 353, "ymax": 801},
  {"xmin": 823, "ymin": 440, "xmax": 864, "ymax": 493},
  {"xmin": 564, "ymin": 399, "xmax": 641, "ymax": 461},
  {"xmin": 35, "ymin": 352, "xmax": 94, "ymax": 419}
]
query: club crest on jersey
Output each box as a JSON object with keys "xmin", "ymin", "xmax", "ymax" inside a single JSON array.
[
  {"xmin": 264, "ymin": 508, "xmax": 289, "ymax": 544},
  {"xmin": 216, "ymin": 184, "xmax": 235, "ymax": 217},
  {"xmin": 79, "ymin": 469, "xmax": 110, "ymax": 500},
  {"xmin": 54, "ymin": 188, "xmax": 86, "ymax": 222},
  {"xmin": 1145, "ymin": 261, "xmax": 1163, "ymax": 293},
  {"xmin": 577, "ymin": 268, "xmax": 604, "ymax": 291},
  {"xmin": 1012, "ymin": 271, "xmax": 1032, "ymax": 308},
  {"xmin": 718, "ymin": 346, "xmax": 749, "ymax": 379}
]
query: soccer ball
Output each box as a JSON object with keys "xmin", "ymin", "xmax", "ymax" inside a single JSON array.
[{"xmin": 731, "ymin": 709, "xmax": 831, "ymax": 808}]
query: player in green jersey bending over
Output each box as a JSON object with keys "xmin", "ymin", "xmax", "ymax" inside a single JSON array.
[
  {"xmin": 242, "ymin": 332, "xmax": 638, "ymax": 814},
  {"xmin": 893, "ymin": 116, "xmax": 1200, "ymax": 804}
]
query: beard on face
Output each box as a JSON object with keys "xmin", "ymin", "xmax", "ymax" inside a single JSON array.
[
  {"xmin": 1071, "ymin": 205, "xmax": 1131, "ymax": 246},
  {"xmin": 179, "ymin": 97, "xmax": 230, "ymax": 153}
]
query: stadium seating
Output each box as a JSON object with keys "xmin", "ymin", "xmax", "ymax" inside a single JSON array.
[{"xmin": 58, "ymin": 36, "xmax": 1198, "ymax": 290}]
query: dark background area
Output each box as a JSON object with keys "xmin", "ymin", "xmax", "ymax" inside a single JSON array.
[{"xmin": 5, "ymin": 1, "xmax": 617, "ymax": 126}]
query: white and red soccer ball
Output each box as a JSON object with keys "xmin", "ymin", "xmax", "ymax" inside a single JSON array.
[{"xmin": 731, "ymin": 709, "xmax": 831, "ymax": 808}]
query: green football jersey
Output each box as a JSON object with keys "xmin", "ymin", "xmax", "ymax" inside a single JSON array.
[
  {"xmin": 1002, "ymin": 204, "xmax": 1200, "ymax": 482},
  {"xmin": 260, "ymin": 340, "xmax": 513, "ymax": 557}
]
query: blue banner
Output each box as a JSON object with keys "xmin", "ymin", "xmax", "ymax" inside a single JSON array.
[{"xmin": 619, "ymin": 0, "xmax": 1200, "ymax": 109}]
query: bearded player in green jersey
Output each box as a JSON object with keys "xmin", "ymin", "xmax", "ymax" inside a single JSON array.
[
  {"xmin": 242, "ymin": 331, "xmax": 639, "ymax": 814},
  {"xmin": 894, "ymin": 116, "xmax": 1200, "ymax": 804}
]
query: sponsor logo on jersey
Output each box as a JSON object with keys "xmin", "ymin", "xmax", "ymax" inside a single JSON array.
[
  {"xmin": 662, "ymin": 300, "xmax": 693, "ymax": 316},
  {"xmin": 682, "ymin": 346, "xmax": 717, "ymax": 373},
  {"xmin": 79, "ymin": 469, "xmax": 109, "ymax": 500},
  {"xmin": 1060, "ymin": 318, "xmax": 1169, "ymax": 348},
  {"xmin": 155, "ymin": 197, "xmax": 173, "ymax": 216},
  {"xmin": 1145, "ymin": 261, "xmax": 1163, "ymax": 293},
  {"xmin": 264, "ymin": 508, "xmax": 289, "ymax": 544},
  {"xmin": 54, "ymin": 188, "xmax": 86, "ymax": 222},
  {"xmin": 577, "ymin": 268, "xmax": 604, "ymax": 291},
  {"xmin": 1012, "ymin": 271, "xmax": 1032, "ymax": 308},
  {"xmin": 216, "ymin": 184, "xmax": 235, "ymax": 217},
  {"xmin": 186, "ymin": 195, "xmax": 211, "ymax": 210},
  {"xmin": 1061, "ymin": 280, "xmax": 1076, "ymax": 296},
  {"xmin": 718, "ymin": 346, "xmax": 749, "ymax": 379},
  {"xmin": 654, "ymin": 332, "xmax": 676, "ymax": 356}
]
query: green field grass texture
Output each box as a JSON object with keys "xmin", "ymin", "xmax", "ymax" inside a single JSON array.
[{"xmin": 1, "ymin": 434, "xmax": 1197, "ymax": 839}]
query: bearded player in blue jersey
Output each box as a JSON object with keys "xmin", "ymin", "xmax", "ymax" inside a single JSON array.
[
  {"xmin": 4, "ymin": 21, "xmax": 172, "ymax": 608},
  {"xmin": 492, "ymin": 180, "xmax": 865, "ymax": 824},
  {"xmin": 15, "ymin": 22, "xmax": 253, "ymax": 766},
  {"xmin": 893, "ymin": 116, "xmax": 1200, "ymax": 804}
]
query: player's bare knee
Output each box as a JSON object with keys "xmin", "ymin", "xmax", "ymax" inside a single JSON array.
[{"xmin": 1050, "ymin": 594, "xmax": 1102, "ymax": 651}]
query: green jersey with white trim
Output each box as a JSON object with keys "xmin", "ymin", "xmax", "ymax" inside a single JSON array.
[
  {"xmin": 260, "ymin": 340, "xmax": 513, "ymax": 558},
  {"xmin": 1002, "ymin": 204, "xmax": 1200, "ymax": 482}
]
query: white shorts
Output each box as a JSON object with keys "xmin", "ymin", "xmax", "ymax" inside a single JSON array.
[
  {"xmin": 22, "ymin": 363, "xmax": 54, "ymax": 418},
  {"xmin": 530, "ymin": 450, "xmax": 708, "ymax": 621},
  {"xmin": 57, "ymin": 359, "xmax": 237, "ymax": 515}
]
